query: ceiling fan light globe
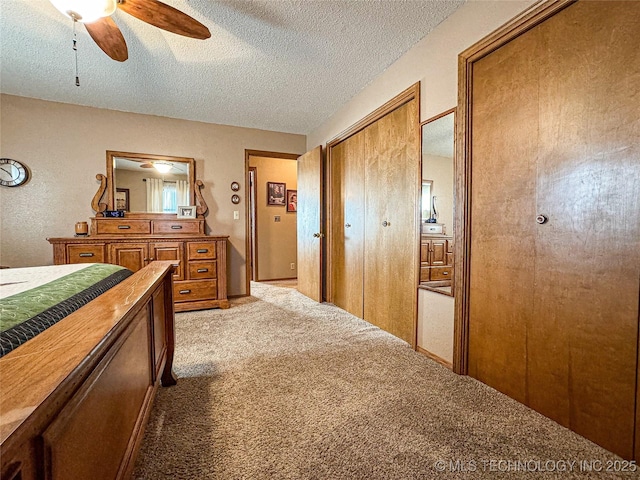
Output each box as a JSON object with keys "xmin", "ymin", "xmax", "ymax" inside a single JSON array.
[
  {"xmin": 49, "ymin": 0, "xmax": 117, "ymax": 23},
  {"xmin": 153, "ymin": 162, "xmax": 173, "ymax": 174}
]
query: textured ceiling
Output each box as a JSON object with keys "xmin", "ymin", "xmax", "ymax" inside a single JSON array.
[
  {"xmin": 0, "ymin": 0, "xmax": 464, "ymax": 135},
  {"xmin": 422, "ymin": 111, "xmax": 454, "ymax": 158}
]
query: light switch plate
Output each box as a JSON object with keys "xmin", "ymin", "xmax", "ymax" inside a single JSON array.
[{"xmin": 274, "ymin": 216, "xmax": 281, "ymax": 222}]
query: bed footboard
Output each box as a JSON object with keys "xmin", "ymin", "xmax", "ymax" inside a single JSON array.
[{"xmin": 0, "ymin": 261, "xmax": 176, "ymax": 480}]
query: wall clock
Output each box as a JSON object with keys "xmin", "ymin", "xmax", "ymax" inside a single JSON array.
[{"xmin": 0, "ymin": 158, "xmax": 29, "ymax": 187}]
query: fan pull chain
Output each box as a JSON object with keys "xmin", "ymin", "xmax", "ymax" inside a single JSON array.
[{"xmin": 73, "ymin": 19, "xmax": 80, "ymax": 86}]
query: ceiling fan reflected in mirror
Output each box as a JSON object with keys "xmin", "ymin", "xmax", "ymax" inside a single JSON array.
[{"xmin": 49, "ymin": 0, "xmax": 211, "ymax": 62}]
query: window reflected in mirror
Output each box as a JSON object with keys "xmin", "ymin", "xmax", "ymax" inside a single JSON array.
[
  {"xmin": 420, "ymin": 109, "xmax": 455, "ymax": 296},
  {"xmin": 110, "ymin": 154, "xmax": 193, "ymax": 213}
]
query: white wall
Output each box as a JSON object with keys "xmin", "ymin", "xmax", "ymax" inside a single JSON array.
[
  {"xmin": 424, "ymin": 154, "xmax": 454, "ymax": 234},
  {"xmin": 0, "ymin": 95, "xmax": 306, "ymax": 296},
  {"xmin": 308, "ymin": 0, "xmax": 537, "ymax": 363}
]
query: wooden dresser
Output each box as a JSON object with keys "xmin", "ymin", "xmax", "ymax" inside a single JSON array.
[
  {"xmin": 420, "ymin": 234, "xmax": 453, "ymax": 284},
  {"xmin": 49, "ymin": 217, "xmax": 229, "ymax": 312}
]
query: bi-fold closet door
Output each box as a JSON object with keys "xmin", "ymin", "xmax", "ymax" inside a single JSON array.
[
  {"xmin": 329, "ymin": 96, "xmax": 419, "ymax": 346},
  {"xmin": 463, "ymin": 0, "xmax": 640, "ymax": 459}
]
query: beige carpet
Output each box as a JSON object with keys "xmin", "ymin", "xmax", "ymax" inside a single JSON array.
[{"xmin": 133, "ymin": 282, "xmax": 636, "ymax": 479}]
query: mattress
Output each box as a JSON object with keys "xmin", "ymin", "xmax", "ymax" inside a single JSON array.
[{"xmin": 0, "ymin": 263, "xmax": 133, "ymax": 357}]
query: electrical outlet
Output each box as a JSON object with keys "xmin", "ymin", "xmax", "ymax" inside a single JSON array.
[
  {"xmin": 233, "ymin": 210, "xmax": 239, "ymax": 220},
  {"xmin": 290, "ymin": 262, "xmax": 295, "ymax": 270},
  {"xmin": 274, "ymin": 216, "xmax": 281, "ymax": 222}
]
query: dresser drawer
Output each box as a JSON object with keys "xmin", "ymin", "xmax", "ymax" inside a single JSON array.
[
  {"xmin": 152, "ymin": 220, "xmax": 201, "ymax": 234},
  {"xmin": 187, "ymin": 261, "xmax": 217, "ymax": 280},
  {"xmin": 67, "ymin": 244, "xmax": 106, "ymax": 263},
  {"xmin": 96, "ymin": 220, "xmax": 151, "ymax": 235},
  {"xmin": 430, "ymin": 266, "xmax": 453, "ymax": 281},
  {"xmin": 187, "ymin": 242, "xmax": 216, "ymax": 260},
  {"xmin": 173, "ymin": 280, "xmax": 217, "ymax": 302}
]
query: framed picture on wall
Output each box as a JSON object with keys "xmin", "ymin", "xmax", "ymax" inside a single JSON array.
[
  {"xmin": 267, "ymin": 182, "xmax": 286, "ymax": 206},
  {"xmin": 115, "ymin": 188, "xmax": 130, "ymax": 211},
  {"xmin": 286, "ymin": 190, "xmax": 297, "ymax": 213}
]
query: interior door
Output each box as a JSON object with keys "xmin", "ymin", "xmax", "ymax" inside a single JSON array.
[
  {"xmin": 297, "ymin": 146, "xmax": 323, "ymax": 302},
  {"xmin": 467, "ymin": 0, "xmax": 640, "ymax": 459},
  {"xmin": 330, "ymin": 131, "xmax": 365, "ymax": 317}
]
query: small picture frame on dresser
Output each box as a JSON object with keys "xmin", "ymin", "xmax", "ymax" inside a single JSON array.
[{"xmin": 177, "ymin": 206, "xmax": 197, "ymax": 218}]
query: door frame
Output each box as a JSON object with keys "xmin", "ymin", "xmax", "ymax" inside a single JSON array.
[
  {"xmin": 326, "ymin": 83, "xmax": 421, "ymax": 308},
  {"xmin": 248, "ymin": 166, "xmax": 258, "ymax": 282},
  {"xmin": 453, "ymin": 0, "xmax": 576, "ymax": 375},
  {"xmin": 244, "ymin": 150, "xmax": 300, "ymax": 297}
]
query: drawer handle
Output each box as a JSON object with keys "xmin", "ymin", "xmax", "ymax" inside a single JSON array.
[
  {"xmin": 171, "ymin": 225, "xmax": 183, "ymax": 229},
  {"xmin": 196, "ymin": 249, "xmax": 208, "ymax": 253},
  {"xmin": 197, "ymin": 268, "xmax": 208, "ymax": 273},
  {"xmin": 179, "ymin": 289, "xmax": 191, "ymax": 294},
  {"xmin": 443, "ymin": 271, "xmax": 449, "ymax": 275},
  {"xmin": 117, "ymin": 225, "xmax": 131, "ymax": 230},
  {"xmin": 79, "ymin": 253, "xmax": 94, "ymax": 257}
]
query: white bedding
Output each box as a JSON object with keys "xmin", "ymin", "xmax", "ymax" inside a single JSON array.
[{"xmin": 0, "ymin": 264, "xmax": 96, "ymax": 300}]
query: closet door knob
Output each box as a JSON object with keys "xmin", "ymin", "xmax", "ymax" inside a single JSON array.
[
  {"xmin": 313, "ymin": 232, "xmax": 325, "ymax": 238},
  {"xmin": 382, "ymin": 221, "xmax": 390, "ymax": 227},
  {"xmin": 345, "ymin": 223, "xmax": 351, "ymax": 228},
  {"xmin": 536, "ymin": 214, "xmax": 548, "ymax": 224}
]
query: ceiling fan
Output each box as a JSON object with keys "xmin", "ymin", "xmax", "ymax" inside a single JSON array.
[{"xmin": 49, "ymin": 0, "xmax": 211, "ymax": 62}]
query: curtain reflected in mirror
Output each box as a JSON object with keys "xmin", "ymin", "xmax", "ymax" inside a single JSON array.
[
  {"xmin": 113, "ymin": 157, "xmax": 190, "ymax": 213},
  {"xmin": 420, "ymin": 109, "xmax": 455, "ymax": 296}
]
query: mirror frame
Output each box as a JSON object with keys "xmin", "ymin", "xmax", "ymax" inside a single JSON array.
[
  {"xmin": 419, "ymin": 108, "xmax": 456, "ymax": 297},
  {"xmin": 105, "ymin": 150, "xmax": 195, "ymax": 216}
]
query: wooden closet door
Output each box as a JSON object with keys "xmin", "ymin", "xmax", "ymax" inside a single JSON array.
[
  {"xmin": 468, "ymin": 0, "xmax": 640, "ymax": 458},
  {"xmin": 364, "ymin": 100, "xmax": 419, "ymax": 346},
  {"xmin": 330, "ymin": 131, "xmax": 365, "ymax": 317},
  {"xmin": 467, "ymin": 22, "xmax": 539, "ymax": 405},
  {"xmin": 529, "ymin": 1, "xmax": 640, "ymax": 458}
]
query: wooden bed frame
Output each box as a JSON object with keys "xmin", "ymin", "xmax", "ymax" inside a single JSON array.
[{"xmin": 0, "ymin": 261, "xmax": 177, "ymax": 480}]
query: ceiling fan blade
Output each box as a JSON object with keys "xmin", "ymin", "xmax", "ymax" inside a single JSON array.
[
  {"xmin": 84, "ymin": 17, "xmax": 128, "ymax": 62},
  {"xmin": 117, "ymin": 0, "xmax": 211, "ymax": 40}
]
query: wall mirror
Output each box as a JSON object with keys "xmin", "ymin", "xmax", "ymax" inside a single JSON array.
[
  {"xmin": 106, "ymin": 151, "xmax": 195, "ymax": 214},
  {"xmin": 419, "ymin": 109, "xmax": 455, "ymax": 296}
]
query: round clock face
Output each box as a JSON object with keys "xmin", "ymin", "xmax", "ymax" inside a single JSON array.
[{"xmin": 0, "ymin": 158, "xmax": 29, "ymax": 187}]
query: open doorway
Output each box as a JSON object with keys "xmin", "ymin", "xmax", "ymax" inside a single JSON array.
[{"xmin": 245, "ymin": 150, "xmax": 299, "ymax": 296}]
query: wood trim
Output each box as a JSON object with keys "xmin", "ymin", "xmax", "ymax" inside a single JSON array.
[
  {"xmin": 419, "ymin": 107, "xmax": 456, "ymax": 128},
  {"xmin": 92, "ymin": 174, "xmax": 108, "ymax": 214},
  {"xmin": 244, "ymin": 150, "xmax": 300, "ymax": 161},
  {"xmin": 418, "ymin": 284, "xmax": 454, "ymax": 297},
  {"xmin": 326, "ymin": 82, "xmax": 420, "ymax": 306},
  {"xmin": 453, "ymin": 0, "xmax": 576, "ymax": 375},
  {"xmin": 327, "ymin": 83, "xmax": 421, "ymax": 148},
  {"xmin": 244, "ymin": 150, "xmax": 301, "ymax": 296},
  {"xmin": 416, "ymin": 346, "xmax": 453, "ymax": 370},
  {"xmin": 105, "ymin": 150, "xmax": 196, "ymax": 214},
  {"xmin": 248, "ymin": 166, "xmax": 258, "ymax": 288},
  {"xmin": 258, "ymin": 277, "xmax": 298, "ymax": 282},
  {"xmin": 325, "ymin": 146, "xmax": 334, "ymax": 304}
]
